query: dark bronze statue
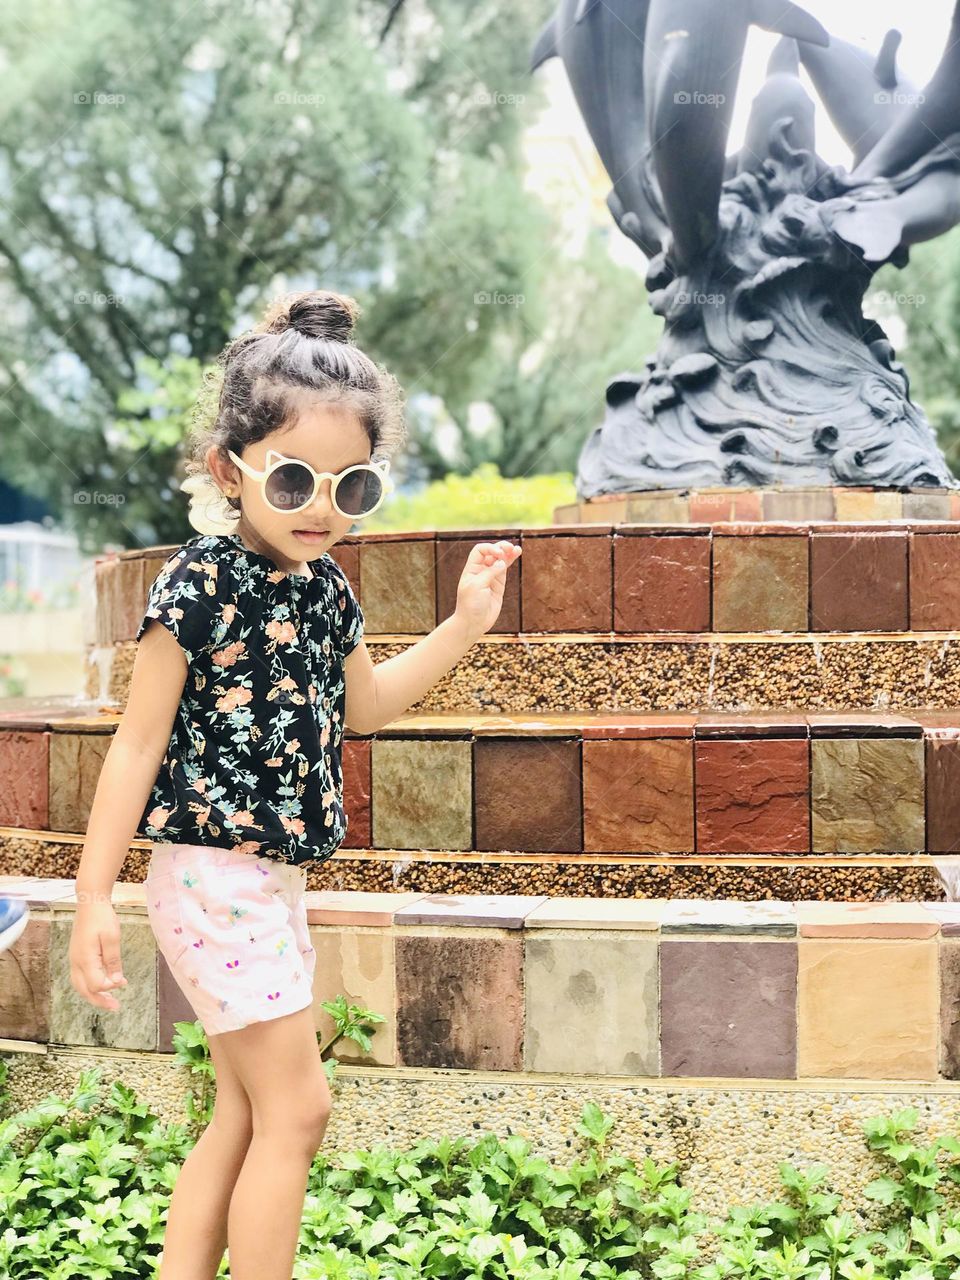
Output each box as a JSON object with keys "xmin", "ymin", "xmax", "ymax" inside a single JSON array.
[{"xmin": 531, "ymin": 1, "xmax": 960, "ymax": 493}]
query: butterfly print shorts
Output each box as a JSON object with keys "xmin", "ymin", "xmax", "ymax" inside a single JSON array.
[{"xmin": 145, "ymin": 841, "xmax": 317, "ymax": 1036}]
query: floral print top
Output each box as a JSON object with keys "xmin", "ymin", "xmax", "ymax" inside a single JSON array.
[{"xmin": 134, "ymin": 531, "xmax": 365, "ymax": 867}]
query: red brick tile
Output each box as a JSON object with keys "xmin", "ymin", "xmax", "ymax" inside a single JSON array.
[
  {"xmin": 613, "ymin": 534, "xmax": 710, "ymax": 632},
  {"xmin": 810, "ymin": 533, "xmax": 908, "ymax": 631},
  {"xmin": 695, "ymin": 738, "xmax": 810, "ymax": 854}
]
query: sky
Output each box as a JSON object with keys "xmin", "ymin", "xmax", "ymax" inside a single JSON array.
[{"xmin": 536, "ymin": 0, "xmax": 957, "ymax": 172}]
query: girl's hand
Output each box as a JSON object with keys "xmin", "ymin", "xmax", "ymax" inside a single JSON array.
[
  {"xmin": 69, "ymin": 903, "xmax": 128, "ymax": 1013},
  {"xmin": 455, "ymin": 540, "xmax": 521, "ymax": 639}
]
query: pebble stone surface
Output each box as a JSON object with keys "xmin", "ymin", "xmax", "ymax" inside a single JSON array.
[
  {"xmin": 0, "ymin": 833, "xmax": 945, "ymax": 902},
  {"xmin": 99, "ymin": 636, "xmax": 960, "ymax": 714}
]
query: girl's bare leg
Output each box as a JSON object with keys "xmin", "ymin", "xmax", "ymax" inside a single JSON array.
[
  {"xmin": 157, "ymin": 1031, "xmax": 254, "ymax": 1279},
  {"xmin": 219, "ymin": 1006, "xmax": 331, "ymax": 1280}
]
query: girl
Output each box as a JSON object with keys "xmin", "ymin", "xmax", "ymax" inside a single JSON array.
[{"xmin": 68, "ymin": 288, "xmax": 521, "ymax": 1280}]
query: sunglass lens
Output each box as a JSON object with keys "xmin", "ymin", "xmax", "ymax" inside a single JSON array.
[
  {"xmin": 265, "ymin": 463, "xmax": 314, "ymax": 512},
  {"xmin": 336, "ymin": 468, "xmax": 383, "ymax": 517}
]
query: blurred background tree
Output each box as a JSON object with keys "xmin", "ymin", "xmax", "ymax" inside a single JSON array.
[
  {"xmin": 868, "ymin": 224, "xmax": 960, "ymax": 479},
  {"xmin": 0, "ymin": 0, "xmax": 658, "ymax": 546}
]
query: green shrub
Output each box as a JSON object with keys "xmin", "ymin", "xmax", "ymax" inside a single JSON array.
[
  {"xmin": 2, "ymin": 1040, "xmax": 960, "ymax": 1280},
  {"xmin": 362, "ymin": 463, "xmax": 576, "ymax": 533}
]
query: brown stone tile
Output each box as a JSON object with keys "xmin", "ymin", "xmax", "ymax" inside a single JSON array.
[
  {"xmin": 157, "ymin": 955, "xmax": 199, "ymax": 1053},
  {"xmin": 583, "ymin": 738, "xmax": 694, "ymax": 853},
  {"xmin": 613, "ymin": 533, "xmax": 710, "ymax": 632},
  {"xmin": 927, "ymin": 738, "xmax": 960, "ymax": 853},
  {"xmin": 396, "ymin": 933, "xmax": 523, "ymax": 1070},
  {"xmin": 523, "ymin": 897, "xmax": 664, "ymax": 930},
  {"xmin": 520, "ymin": 534, "xmax": 612, "ymax": 632},
  {"xmin": 475, "ymin": 737, "xmax": 581, "ymax": 853},
  {"xmin": 941, "ymin": 941, "xmax": 960, "ymax": 1078},
  {"xmin": 522, "ymin": 525, "xmax": 610, "ymax": 537},
  {"xmin": 713, "ymin": 536, "xmax": 808, "ymax": 631},
  {"xmin": 904, "ymin": 493, "xmax": 952, "ymax": 521},
  {"xmin": 436, "ymin": 535, "xmax": 520, "ymax": 633},
  {"xmin": 580, "ymin": 498, "xmax": 629, "ymax": 523},
  {"xmin": 807, "ymin": 713, "xmax": 922, "ymax": 738},
  {"xmin": 48, "ymin": 731, "xmax": 112, "ymax": 833},
  {"xmin": 797, "ymin": 903, "xmax": 939, "ymax": 938},
  {"xmin": 581, "ymin": 715, "xmax": 697, "ymax": 739},
  {"xmin": 525, "ymin": 933, "xmax": 659, "ymax": 1075},
  {"xmin": 695, "ymin": 738, "xmax": 809, "ymax": 854},
  {"xmin": 359, "ymin": 538, "xmax": 436, "ymax": 634},
  {"xmin": 0, "ymin": 912, "xmax": 50, "ymax": 1040},
  {"xmin": 309, "ymin": 926, "xmax": 396, "ymax": 1065},
  {"xmin": 95, "ymin": 557, "xmax": 119, "ymax": 646},
  {"xmin": 810, "ymin": 533, "xmax": 908, "ymax": 631},
  {"xmin": 371, "ymin": 739, "xmax": 472, "ymax": 851},
  {"xmin": 695, "ymin": 712, "xmax": 808, "ymax": 739},
  {"xmin": 305, "ymin": 891, "xmax": 427, "ymax": 926},
  {"xmin": 342, "ymin": 738, "xmax": 371, "ymax": 849},
  {"xmin": 798, "ymin": 939, "xmax": 938, "ymax": 1079},
  {"xmin": 553, "ymin": 503, "xmax": 581, "ymax": 524},
  {"xmin": 661, "ymin": 900, "xmax": 797, "ymax": 936},
  {"xmin": 660, "ymin": 940, "xmax": 797, "ymax": 1077},
  {"xmin": 393, "ymin": 894, "xmax": 548, "ymax": 928},
  {"xmin": 811, "ymin": 738, "xmax": 924, "ymax": 853},
  {"xmin": 689, "ymin": 491, "xmax": 762, "ymax": 523},
  {"xmin": 0, "ymin": 730, "xmax": 49, "ymax": 827},
  {"xmin": 910, "ymin": 534, "xmax": 960, "ymax": 630},
  {"xmin": 626, "ymin": 494, "xmax": 690, "ymax": 523},
  {"xmin": 834, "ymin": 489, "xmax": 902, "ymax": 522},
  {"xmin": 327, "ymin": 542, "xmax": 360, "ymax": 603},
  {"xmin": 762, "ymin": 490, "xmax": 835, "ymax": 522}
]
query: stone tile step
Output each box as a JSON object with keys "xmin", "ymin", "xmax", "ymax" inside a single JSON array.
[
  {"xmin": 7, "ymin": 884, "xmax": 960, "ymax": 1081},
  {"xmin": 8, "ymin": 708, "xmax": 960, "ymax": 856},
  {"xmin": 97, "ymin": 525, "xmax": 960, "ymax": 641}
]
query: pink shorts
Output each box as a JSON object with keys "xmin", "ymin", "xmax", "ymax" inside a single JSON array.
[{"xmin": 145, "ymin": 842, "xmax": 317, "ymax": 1036}]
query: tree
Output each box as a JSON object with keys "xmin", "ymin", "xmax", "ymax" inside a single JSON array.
[{"xmin": 0, "ymin": 0, "xmax": 552, "ymax": 547}]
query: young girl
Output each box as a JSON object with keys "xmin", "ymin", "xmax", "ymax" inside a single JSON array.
[{"xmin": 68, "ymin": 288, "xmax": 521, "ymax": 1280}]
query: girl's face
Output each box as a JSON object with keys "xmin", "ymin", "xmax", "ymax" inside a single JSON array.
[{"xmin": 209, "ymin": 402, "xmax": 372, "ymax": 575}]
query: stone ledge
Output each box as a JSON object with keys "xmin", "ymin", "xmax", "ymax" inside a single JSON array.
[{"xmin": 3, "ymin": 882, "xmax": 960, "ymax": 1082}]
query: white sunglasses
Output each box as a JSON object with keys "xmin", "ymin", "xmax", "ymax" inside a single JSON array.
[{"xmin": 227, "ymin": 448, "xmax": 395, "ymax": 519}]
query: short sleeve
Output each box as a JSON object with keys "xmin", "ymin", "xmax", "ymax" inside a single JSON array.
[
  {"xmin": 136, "ymin": 545, "xmax": 227, "ymax": 663},
  {"xmin": 330, "ymin": 564, "xmax": 364, "ymax": 658}
]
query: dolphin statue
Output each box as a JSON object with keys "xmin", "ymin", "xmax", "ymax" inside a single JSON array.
[
  {"xmin": 854, "ymin": 0, "xmax": 960, "ymax": 181},
  {"xmin": 798, "ymin": 29, "xmax": 915, "ymax": 166},
  {"xmin": 642, "ymin": 0, "xmax": 829, "ymax": 272},
  {"xmin": 530, "ymin": 0, "xmax": 668, "ymax": 258},
  {"xmin": 736, "ymin": 38, "xmax": 816, "ymax": 175}
]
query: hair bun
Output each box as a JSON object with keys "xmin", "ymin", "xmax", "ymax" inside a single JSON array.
[{"xmin": 260, "ymin": 290, "xmax": 359, "ymax": 342}]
